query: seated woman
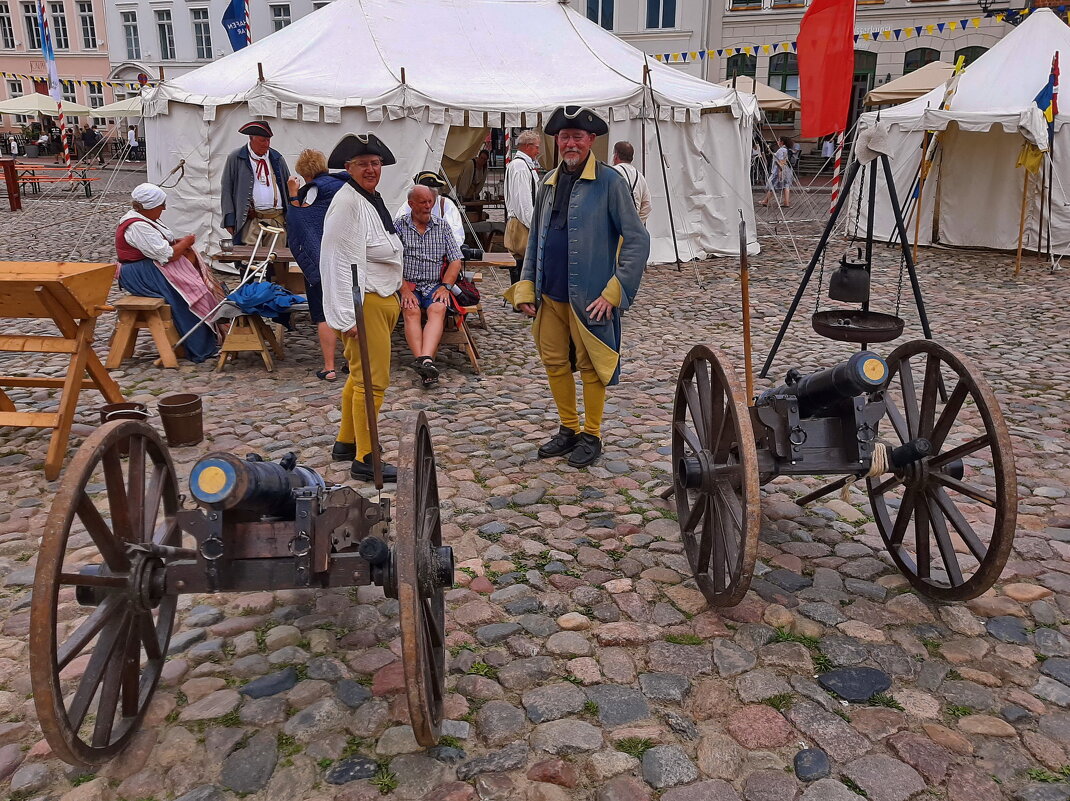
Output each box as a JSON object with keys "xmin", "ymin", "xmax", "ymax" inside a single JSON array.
[
  {"xmin": 286, "ymin": 149, "xmax": 347, "ymax": 380},
  {"xmin": 115, "ymin": 183, "xmax": 221, "ymax": 363}
]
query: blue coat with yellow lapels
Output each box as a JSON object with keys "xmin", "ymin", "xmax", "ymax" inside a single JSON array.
[{"xmin": 506, "ymin": 157, "xmax": 649, "ymax": 386}]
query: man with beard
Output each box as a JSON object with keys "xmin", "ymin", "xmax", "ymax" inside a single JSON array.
[{"xmin": 505, "ymin": 106, "xmax": 649, "ymax": 468}]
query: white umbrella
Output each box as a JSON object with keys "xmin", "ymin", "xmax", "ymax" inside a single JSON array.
[
  {"xmin": 91, "ymin": 95, "xmax": 144, "ymax": 117},
  {"xmin": 0, "ymin": 93, "xmax": 92, "ymax": 115},
  {"xmin": 718, "ymin": 76, "xmax": 800, "ymax": 112},
  {"xmin": 865, "ymin": 62, "xmax": 956, "ymax": 106}
]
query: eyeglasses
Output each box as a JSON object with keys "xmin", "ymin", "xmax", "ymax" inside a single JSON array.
[{"xmin": 349, "ymin": 159, "xmax": 382, "ymax": 168}]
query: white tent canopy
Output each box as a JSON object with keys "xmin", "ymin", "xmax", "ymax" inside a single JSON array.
[
  {"xmin": 717, "ymin": 76, "xmax": 799, "ymax": 112},
  {"xmin": 854, "ymin": 9, "xmax": 1070, "ymax": 255},
  {"xmin": 142, "ymin": 0, "xmax": 760, "ymax": 262},
  {"xmin": 93, "ymin": 95, "xmax": 144, "ymax": 117},
  {"xmin": 0, "ymin": 93, "xmax": 92, "ymax": 116},
  {"xmin": 864, "ymin": 61, "xmax": 955, "ymax": 107}
]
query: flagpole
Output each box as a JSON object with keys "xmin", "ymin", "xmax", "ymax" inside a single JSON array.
[
  {"xmin": 245, "ymin": 0, "xmax": 252, "ymax": 45},
  {"xmin": 36, "ymin": 0, "xmax": 69, "ymax": 175},
  {"xmin": 1015, "ymin": 167, "xmax": 1030, "ymax": 276}
]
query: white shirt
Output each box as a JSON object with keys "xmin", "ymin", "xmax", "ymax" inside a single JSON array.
[
  {"xmin": 822, "ymin": 139, "xmax": 836, "ymax": 158},
  {"xmin": 248, "ymin": 144, "xmax": 279, "ymax": 211},
  {"xmin": 612, "ymin": 162, "xmax": 652, "ymax": 225},
  {"xmin": 127, "ymin": 129, "xmax": 137, "ymax": 147},
  {"xmin": 392, "ymin": 195, "xmax": 465, "ymax": 249},
  {"xmin": 118, "ymin": 209, "xmax": 175, "ymax": 263},
  {"xmin": 320, "ymin": 183, "xmax": 403, "ymax": 332},
  {"xmin": 505, "ymin": 151, "xmax": 540, "ymax": 229}
]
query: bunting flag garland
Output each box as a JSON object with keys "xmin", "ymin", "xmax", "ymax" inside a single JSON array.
[
  {"xmin": 654, "ymin": 7, "xmax": 1030, "ymax": 65},
  {"xmin": 0, "ymin": 72, "xmax": 155, "ymax": 91}
]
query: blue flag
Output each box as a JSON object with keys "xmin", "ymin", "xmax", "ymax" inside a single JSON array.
[{"xmin": 222, "ymin": 0, "xmax": 250, "ymax": 51}]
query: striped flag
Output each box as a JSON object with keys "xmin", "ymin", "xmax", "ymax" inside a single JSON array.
[{"xmin": 36, "ymin": 0, "xmax": 70, "ymax": 171}]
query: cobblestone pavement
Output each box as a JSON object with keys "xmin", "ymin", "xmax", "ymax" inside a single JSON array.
[{"xmin": 0, "ymin": 184, "xmax": 1069, "ymax": 801}]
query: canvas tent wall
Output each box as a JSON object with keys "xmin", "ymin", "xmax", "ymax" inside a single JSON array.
[
  {"xmin": 851, "ymin": 9, "xmax": 1069, "ymax": 255},
  {"xmin": 140, "ymin": 0, "xmax": 760, "ymax": 264}
]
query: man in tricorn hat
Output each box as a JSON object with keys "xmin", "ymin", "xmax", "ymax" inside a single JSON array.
[
  {"xmin": 221, "ymin": 120, "xmax": 291, "ymax": 245},
  {"xmin": 319, "ymin": 133, "xmax": 404, "ymax": 482},
  {"xmin": 506, "ymin": 105, "xmax": 649, "ymax": 468}
]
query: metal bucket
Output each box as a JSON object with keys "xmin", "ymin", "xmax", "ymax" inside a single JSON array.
[
  {"xmin": 158, "ymin": 393, "xmax": 204, "ymax": 447},
  {"xmin": 99, "ymin": 402, "xmax": 151, "ymax": 456}
]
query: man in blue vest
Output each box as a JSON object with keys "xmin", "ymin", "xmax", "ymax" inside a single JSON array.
[
  {"xmin": 506, "ymin": 106, "xmax": 649, "ymax": 468},
  {"xmin": 221, "ymin": 121, "xmax": 291, "ymax": 245}
]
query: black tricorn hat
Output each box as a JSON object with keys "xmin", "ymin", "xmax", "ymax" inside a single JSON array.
[
  {"xmin": 544, "ymin": 105, "xmax": 608, "ymax": 137},
  {"xmin": 238, "ymin": 120, "xmax": 274, "ymax": 138},
  {"xmin": 328, "ymin": 133, "xmax": 397, "ymax": 169},
  {"xmin": 414, "ymin": 170, "xmax": 448, "ymax": 188}
]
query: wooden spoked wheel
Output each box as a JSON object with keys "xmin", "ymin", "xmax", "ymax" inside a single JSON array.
[
  {"xmin": 394, "ymin": 412, "xmax": 453, "ymax": 746},
  {"xmin": 867, "ymin": 340, "xmax": 1017, "ymax": 601},
  {"xmin": 672, "ymin": 345, "xmax": 761, "ymax": 607},
  {"xmin": 30, "ymin": 420, "xmax": 180, "ymax": 767}
]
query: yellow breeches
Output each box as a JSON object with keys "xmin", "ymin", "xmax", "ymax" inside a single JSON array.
[
  {"xmin": 534, "ymin": 297, "xmax": 607, "ymax": 438},
  {"xmin": 337, "ymin": 292, "xmax": 401, "ymax": 460}
]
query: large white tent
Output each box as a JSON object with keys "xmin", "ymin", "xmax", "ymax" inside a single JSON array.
[
  {"xmin": 141, "ymin": 0, "xmax": 760, "ymax": 263},
  {"xmin": 853, "ymin": 9, "xmax": 1070, "ymax": 255}
]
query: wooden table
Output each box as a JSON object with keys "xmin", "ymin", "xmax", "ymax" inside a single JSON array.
[
  {"xmin": 0, "ymin": 262, "xmax": 124, "ymax": 479},
  {"xmin": 15, "ymin": 165, "xmax": 97, "ymax": 198},
  {"xmin": 214, "ymin": 246, "xmax": 307, "ymax": 295},
  {"xmin": 467, "ymin": 252, "xmax": 516, "ymax": 271}
]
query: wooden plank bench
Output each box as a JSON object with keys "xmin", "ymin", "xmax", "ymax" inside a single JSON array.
[{"xmin": 17, "ymin": 174, "xmax": 98, "ymax": 198}]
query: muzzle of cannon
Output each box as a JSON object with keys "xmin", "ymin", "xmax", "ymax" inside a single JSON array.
[
  {"xmin": 189, "ymin": 451, "xmax": 325, "ymax": 516},
  {"xmin": 757, "ymin": 350, "xmax": 889, "ymax": 418}
]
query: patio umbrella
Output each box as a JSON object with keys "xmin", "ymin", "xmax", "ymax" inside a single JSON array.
[
  {"xmin": 0, "ymin": 93, "xmax": 93, "ymax": 116},
  {"xmin": 91, "ymin": 95, "xmax": 144, "ymax": 117},
  {"xmin": 718, "ymin": 76, "xmax": 800, "ymax": 112},
  {"xmin": 865, "ymin": 61, "xmax": 955, "ymax": 106}
]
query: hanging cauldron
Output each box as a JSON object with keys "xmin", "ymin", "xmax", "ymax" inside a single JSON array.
[{"xmin": 828, "ymin": 248, "xmax": 871, "ymax": 304}]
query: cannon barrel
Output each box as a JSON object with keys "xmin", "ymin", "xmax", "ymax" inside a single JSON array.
[
  {"xmin": 764, "ymin": 351, "xmax": 889, "ymax": 418},
  {"xmin": 189, "ymin": 452, "xmax": 325, "ymax": 515}
]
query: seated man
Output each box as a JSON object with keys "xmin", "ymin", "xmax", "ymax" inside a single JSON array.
[{"xmin": 393, "ymin": 185, "xmax": 463, "ymax": 387}]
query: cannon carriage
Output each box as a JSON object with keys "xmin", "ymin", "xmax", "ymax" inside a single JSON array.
[{"xmin": 28, "ymin": 412, "xmax": 453, "ymax": 767}]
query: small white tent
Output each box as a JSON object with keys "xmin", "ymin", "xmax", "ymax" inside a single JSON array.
[
  {"xmin": 141, "ymin": 0, "xmax": 760, "ymax": 263},
  {"xmin": 853, "ymin": 9, "xmax": 1069, "ymax": 255}
]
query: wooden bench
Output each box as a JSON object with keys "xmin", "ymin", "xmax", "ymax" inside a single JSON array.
[
  {"xmin": 106, "ymin": 296, "xmax": 183, "ymax": 369},
  {"xmin": 17, "ymin": 174, "xmax": 98, "ymax": 198},
  {"xmin": 215, "ymin": 314, "xmax": 285, "ymax": 373}
]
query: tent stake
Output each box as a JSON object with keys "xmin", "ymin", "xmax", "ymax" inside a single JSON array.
[
  {"xmin": 643, "ymin": 58, "xmax": 684, "ymax": 272},
  {"xmin": 1015, "ymin": 167, "xmax": 1030, "ymax": 276}
]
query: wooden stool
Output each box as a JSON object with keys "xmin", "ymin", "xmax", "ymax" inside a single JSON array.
[
  {"xmin": 215, "ymin": 314, "xmax": 285, "ymax": 372},
  {"xmin": 106, "ymin": 296, "xmax": 182, "ymax": 369},
  {"xmin": 440, "ymin": 310, "xmax": 481, "ymax": 374}
]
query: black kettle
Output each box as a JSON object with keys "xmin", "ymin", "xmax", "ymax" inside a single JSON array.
[{"xmin": 828, "ymin": 248, "xmax": 871, "ymax": 304}]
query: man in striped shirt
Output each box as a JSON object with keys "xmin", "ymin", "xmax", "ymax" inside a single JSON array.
[{"xmin": 395, "ymin": 185, "xmax": 464, "ymax": 386}]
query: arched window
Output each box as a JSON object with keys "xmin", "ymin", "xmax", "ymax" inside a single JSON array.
[
  {"xmin": 904, "ymin": 48, "xmax": 940, "ymax": 75},
  {"xmin": 767, "ymin": 53, "xmax": 798, "ymax": 125},
  {"xmin": 726, "ymin": 53, "xmax": 757, "ymax": 80},
  {"xmin": 954, "ymin": 46, "xmax": 987, "ymax": 68}
]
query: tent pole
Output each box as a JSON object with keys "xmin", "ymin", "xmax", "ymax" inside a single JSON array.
[
  {"xmin": 911, "ymin": 131, "xmax": 928, "ymax": 263},
  {"xmin": 1038, "ymin": 157, "xmax": 1047, "ymax": 261},
  {"xmin": 880, "ymin": 153, "xmax": 933, "ymax": 341},
  {"xmin": 643, "ymin": 59, "xmax": 684, "ymax": 272},
  {"xmin": 1015, "ymin": 167, "xmax": 1030, "ymax": 276}
]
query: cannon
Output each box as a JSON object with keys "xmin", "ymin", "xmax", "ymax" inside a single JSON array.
[
  {"xmin": 671, "ymin": 340, "xmax": 1017, "ymax": 607},
  {"xmin": 28, "ymin": 412, "xmax": 453, "ymax": 767}
]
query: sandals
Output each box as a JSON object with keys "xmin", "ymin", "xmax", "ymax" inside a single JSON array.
[{"xmin": 316, "ymin": 369, "xmax": 339, "ymax": 381}]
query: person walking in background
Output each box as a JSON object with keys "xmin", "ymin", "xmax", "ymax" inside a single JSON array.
[
  {"xmin": 504, "ymin": 130, "xmax": 542, "ymax": 284},
  {"xmin": 760, "ymin": 136, "xmax": 793, "ymax": 208},
  {"xmin": 286, "ymin": 148, "xmax": 347, "ymax": 381},
  {"xmin": 610, "ymin": 141, "xmax": 651, "ymax": 226},
  {"xmin": 221, "ymin": 121, "xmax": 291, "ymax": 246},
  {"xmin": 457, "ymin": 149, "xmax": 490, "ymax": 202},
  {"xmin": 127, "ymin": 125, "xmax": 140, "ymax": 160}
]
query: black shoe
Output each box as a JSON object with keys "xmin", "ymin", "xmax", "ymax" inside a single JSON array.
[
  {"xmin": 350, "ymin": 455, "xmax": 398, "ymax": 483},
  {"xmin": 332, "ymin": 441, "xmax": 356, "ymax": 462},
  {"xmin": 567, "ymin": 433, "xmax": 602, "ymax": 468},
  {"xmin": 538, "ymin": 426, "xmax": 579, "ymax": 459}
]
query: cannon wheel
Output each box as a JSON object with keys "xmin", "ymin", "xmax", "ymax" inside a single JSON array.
[
  {"xmin": 395, "ymin": 412, "xmax": 451, "ymax": 746},
  {"xmin": 868, "ymin": 340, "xmax": 1017, "ymax": 600},
  {"xmin": 672, "ymin": 345, "xmax": 761, "ymax": 607},
  {"xmin": 30, "ymin": 420, "xmax": 180, "ymax": 767}
]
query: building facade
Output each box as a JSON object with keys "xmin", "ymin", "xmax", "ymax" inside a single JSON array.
[
  {"xmin": 713, "ymin": 0, "xmax": 1008, "ymax": 139},
  {"xmin": 103, "ymin": 0, "xmax": 336, "ymax": 85},
  {"xmin": 0, "ymin": 0, "xmax": 117, "ymax": 132}
]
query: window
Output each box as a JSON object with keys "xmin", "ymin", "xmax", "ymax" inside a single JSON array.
[
  {"xmin": 191, "ymin": 7, "xmax": 212, "ymax": 59},
  {"xmin": 645, "ymin": 0, "xmax": 675, "ymax": 28},
  {"xmin": 87, "ymin": 81, "xmax": 104, "ymax": 124},
  {"xmin": 121, "ymin": 10, "xmax": 139, "ymax": 59},
  {"xmin": 0, "ymin": 2, "xmax": 14, "ymax": 48},
  {"xmin": 730, "ymin": 0, "xmax": 762, "ymax": 7},
  {"xmin": 954, "ymin": 46, "xmax": 987, "ymax": 68},
  {"xmin": 270, "ymin": 4, "xmax": 291, "ymax": 31},
  {"xmin": 156, "ymin": 9, "xmax": 174, "ymax": 60},
  {"xmin": 77, "ymin": 1, "xmax": 95, "ymax": 48},
  {"xmin": 312, "ymin": 0, "xmax": 330, "ymax": 7},
  {"xmin": 726, "ymin": 53, "xmax": 757, "ymax": 79},
  {"xmin": 49, "ymin": 2, "xmax": 68, "ymax": 49},
  {"xmin": 22, "ymin": 2, "xmax": 40, "ymax": 49},
  {"xmin": 586, "ymin": 0, "xmax": 613, "ymax": 30},
  {"xmin": 7, "ymin": 78, "xmax": 25, "ymax": 123},
  {"xmin": 904, "ymin": 47, "xmax": 940, "ymax": 74},
  {"xmin": 767, "ymin": 53, "xmax": 798, "ymax": 124},
  {"xmin": 61, "ymin": 79, "xmax": 79, "ymax": 123}
]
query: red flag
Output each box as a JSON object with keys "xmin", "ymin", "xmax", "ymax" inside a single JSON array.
[{"xmin": 798, "ymin": 0, "xmax": 857, "ymax": 138}]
